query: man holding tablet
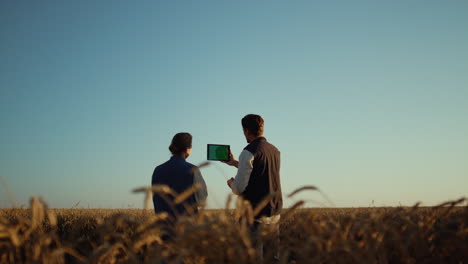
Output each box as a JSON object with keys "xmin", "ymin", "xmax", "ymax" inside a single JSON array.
[{"xmin": 222, "ymin": 114, "xmax": 282, "ymax": 260}]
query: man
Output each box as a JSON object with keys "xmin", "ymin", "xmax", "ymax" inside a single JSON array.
[
  {"xmin": 223, "ymin": 114, "xmax": 282, "ymax": 260},
  {"xmin": 152, "ymin": 132, "xmax": 208, "ymax": 221}
]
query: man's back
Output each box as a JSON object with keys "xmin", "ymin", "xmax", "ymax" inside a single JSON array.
[
  {"xmin": 242, "ymin": 137, "xmax": 282, "ymax": 217},
  {"xmin": 223, "ymin": 114, "xmax": 282, "ymax": 260}
]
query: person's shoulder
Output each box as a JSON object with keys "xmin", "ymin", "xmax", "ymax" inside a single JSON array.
[
  {"xmin": 268, "ymin": 141, "xmax": 279, "ymax": 150},
  {"xmin": 271, "ymin": 143, "xmax": 280, "ymax": 154},
  {"xmin": 152, "ymin": 165, "xmax": 162, "ymax": 176},
  {"xmin": 242, "ymin": 146, "xmax": 255, "ymax": 157},
  {"xmin": 185, "ymin": 160, "xmax": 196, "ymax": 167},
  {"xmin": 152, "ymin": 162, "xmax": 165, "ymax": 179},
  {"xmin": 154, "ymin": 159, "xmax": 172, "ymax": 170},
  {"xmin": 263, "ymin": 139, "xmax": 280, "ymax": 153},
  {"xmin": 244, "ymin": 140, "xmax": 258, "ymax": 153},
  {"xmin": 184, "ymin": 161, "xmax": 198, "ymax": 170},
  {"xmin": 184, "ymin": 161, "xmax": 201, "ymax": 175}
]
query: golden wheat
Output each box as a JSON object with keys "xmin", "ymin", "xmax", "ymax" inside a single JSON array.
[{"xmin": 0, "ymin": 188, "xmax": 467, "ymax": 264}]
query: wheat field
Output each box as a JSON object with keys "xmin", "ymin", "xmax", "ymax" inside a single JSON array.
[{"xmin": 0, "ymin": 189, "xmax": 467, "ymax": 264}]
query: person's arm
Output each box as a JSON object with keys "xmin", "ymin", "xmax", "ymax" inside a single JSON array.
[
  {"xmin": 227, "ymin": 150, "xmax": 254, "ymax": 195},
  {"xmin": 193, "ymin": 168, "xmax": 208, "ymax": 203}
]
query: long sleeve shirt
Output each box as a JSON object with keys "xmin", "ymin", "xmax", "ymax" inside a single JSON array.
[
  {"xmin": 193, "ymin": 168, "xmax": 208, "ymax": 203},
  {"xmin": 230, "ymin": 149, "xmax": 254, "ymax": 195}
]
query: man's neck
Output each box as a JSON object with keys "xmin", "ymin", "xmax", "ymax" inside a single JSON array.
[{"xmin": 248, "ymin": 135, "xmax": 263, "ymax": 143}]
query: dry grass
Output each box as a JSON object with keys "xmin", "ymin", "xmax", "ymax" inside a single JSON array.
[{"xmin": 0, "ymin": 190, "xmax": 467, "ymax": 263}]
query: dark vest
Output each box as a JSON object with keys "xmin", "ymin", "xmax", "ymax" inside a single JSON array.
[
  {"xmin": 151, "ymin": 156, "xmax": 197, "ymax": 220},
  {"xmin": 241, "ymin": 137, "xmax": 282, "ymax": 217}
]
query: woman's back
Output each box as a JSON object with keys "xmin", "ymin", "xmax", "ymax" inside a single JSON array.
[{"xmin": 151, "ymin": 155, "xmax": 198, "ymax": 218}]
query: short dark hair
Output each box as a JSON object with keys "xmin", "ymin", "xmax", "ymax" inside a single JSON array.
[
  {"xmin": 169, "ymin": 132, "xmax": 192, "ymax": 155},
  {"xmin": 241, "ymin": 114, "xmax": 264, "ymax": 137}
]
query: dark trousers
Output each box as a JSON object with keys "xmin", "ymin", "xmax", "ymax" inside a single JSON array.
[{"xmin": 251, "ymin": 218, "xmax": 280, "ymax": 262}]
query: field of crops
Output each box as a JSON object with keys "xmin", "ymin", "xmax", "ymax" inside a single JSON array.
[{"xmin": 1, "ymin": 195, "xmax": 467, "ymax": 264}]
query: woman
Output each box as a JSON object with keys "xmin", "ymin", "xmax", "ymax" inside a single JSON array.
[{"xmin": 151, "ymin": 132, "xmax": 208, "ymax": 220}]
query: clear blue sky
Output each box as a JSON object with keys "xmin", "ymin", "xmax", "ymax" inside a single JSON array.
[{"xmin": 1, "ymin": 0, "xmax": 467, "ymax": 208}]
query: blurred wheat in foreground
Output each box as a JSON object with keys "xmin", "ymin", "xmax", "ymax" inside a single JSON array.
[{"xmin": 0, "ymin": 187, "xmax": 467, "ymax": 264}]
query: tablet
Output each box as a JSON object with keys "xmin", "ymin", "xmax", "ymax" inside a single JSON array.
[{"xmin": 207, "ymin": 144, "xmax": 230, "ymax": 161}]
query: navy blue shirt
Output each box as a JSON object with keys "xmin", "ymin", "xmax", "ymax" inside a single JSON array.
[{"xmin": 151, "ymin": 156, "xmax": 206, "ymax": 220}]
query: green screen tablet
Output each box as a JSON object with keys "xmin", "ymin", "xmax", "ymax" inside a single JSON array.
[{"xmin": 207, "ymin": 144, "xmax": 230, "ymax": 161}]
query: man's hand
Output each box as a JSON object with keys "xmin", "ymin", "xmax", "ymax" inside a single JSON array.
[
  {"xmin": 227, "ymin": 177, "xmax": 234, "ymax": 188},
  {"xmin": 221, "ymin": 150, "xmax": 239, "ymax": 168}
]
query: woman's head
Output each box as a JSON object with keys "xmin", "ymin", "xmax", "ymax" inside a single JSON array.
[{"xmin": 169, "ymin": 132, "xmax": 192, "ymax": 158}]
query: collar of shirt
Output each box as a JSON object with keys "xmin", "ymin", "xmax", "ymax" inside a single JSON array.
[
  {"xmin": 170, "ymin": 155, "xmax": 186, "ymax": 162},
  {"xmin": 251, "ymin": 136, "xmax": 266, "ymax": 143}
]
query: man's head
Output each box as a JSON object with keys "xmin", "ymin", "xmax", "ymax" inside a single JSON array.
[
  {"xmin": 169, "ymin": 132, "xmax": 192, "ymax": 158},
  {"xmin": 241, "ymin": 114, "xmax": 264, "ymax": 143}
]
